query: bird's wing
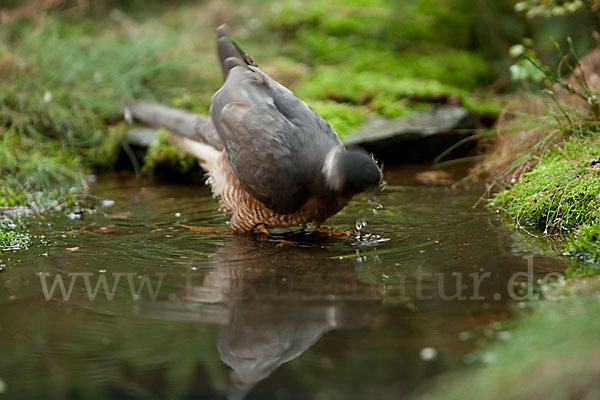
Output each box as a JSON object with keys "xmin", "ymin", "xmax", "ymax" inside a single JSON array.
[
  {"xmin": 210, "ymin": 26, "xmax": 344, "ymax": 214},
  {"xmin": 212, "ymin": 72, "xmax": 308, "ymax": 213},
  {"xmin": 212, "ymin": 65, "xmax": 343, "ymax": 214}
]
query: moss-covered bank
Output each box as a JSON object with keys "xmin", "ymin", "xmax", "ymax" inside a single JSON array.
[{"xmin": 475, "ymin": 43, "xmax": 600, "ymax": 266}]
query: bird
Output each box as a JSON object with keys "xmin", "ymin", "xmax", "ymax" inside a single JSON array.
[{"xmin": 125, "ymin": 25, "xmax": 381, "ymax": 234}]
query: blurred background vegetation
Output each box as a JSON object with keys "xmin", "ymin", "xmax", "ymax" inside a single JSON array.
[{"xmin": 0, "ymin": 0, "xmax": 599, "ymax": 207}]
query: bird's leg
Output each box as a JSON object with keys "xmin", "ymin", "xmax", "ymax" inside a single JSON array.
[
  {"xmin": 255, "ymin": 223, "xmax": 272, "ymax": 239},
  {"xmin": 254, "ymin": 223, "xmax": 300, "ymax": 247}
]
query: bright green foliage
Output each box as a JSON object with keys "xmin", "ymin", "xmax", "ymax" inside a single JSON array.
[
  {"xmin": 267, "ymin": 0, "xmax": 500, "ymax": 117},
  {"xmin": 0, "ymin": 9, "xmax": 213, "ymax": 206},
  {"xmin": 0, "ymin": 17, "xmax": 203, "ymax": 150}
]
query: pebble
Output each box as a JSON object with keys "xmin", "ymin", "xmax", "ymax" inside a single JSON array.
[{"xmin": 101, "ymin": 200, "xmax": 115, "ymax": 208}]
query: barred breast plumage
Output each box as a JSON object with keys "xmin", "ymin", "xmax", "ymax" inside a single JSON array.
[{"xmin": 204, "ymin": 147, "xmax": 350, "ymax": 232}]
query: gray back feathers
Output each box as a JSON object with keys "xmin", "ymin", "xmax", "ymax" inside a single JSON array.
[
  {"xmin": 127, "ymin": 25, "xmax": 353, "ymax": 215},
  {"xmin": 211, "ymin": 25, "xmax": 344, "ymax": 213}
]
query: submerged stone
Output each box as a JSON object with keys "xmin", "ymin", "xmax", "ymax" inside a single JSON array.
[{"xmin": 343, "ymin": 106, "xmax": 475, "ymax": 162}]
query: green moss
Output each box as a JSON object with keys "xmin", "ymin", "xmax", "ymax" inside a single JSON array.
[
  {"xmin": 492, "ymin": 136, "xmax": 600, "ymax": 231},
  {"xmin": 0, "ymin": 7, "xmax": 214, "ymax": 206},
  {"xmin": 141, "ymin": 130, "xmax": 198, "ymax": 175},
  {"xmin": 307, "ymin": 101, "xmax": 370, "ymax": 138},
  {"xmin": 297, "ymin": 67, "xmax": 501, "ymax": 117},
  {"xmin": 0, "ymin": 218, "xmax": 31, "ymax": 251},
  {"xmin": 489, "ymin": 128, "xmax": 600, "ymax": 265},
  {"xmin": 568, "ymin": 223, "xmax": 600, "ymax": 264},
  {"xmin": 0, "ymin": 231, "xmax": 31, "ymax": 252},
  {"xmin": 261, "ymin": 0, "xmax": 503, "ymax": 117},
  {"xmin": 461, "ymin": 95, "xmax": 505, "ymax": 116}
]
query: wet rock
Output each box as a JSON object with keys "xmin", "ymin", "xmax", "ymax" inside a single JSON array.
[
  {"xmin": 343, "ymin": 105, "xmax": 475, "ymax": 162},
  {"xmin": 127, "ymin": 128, "xmax": 159, "ymax": 147},
  {"xmin": 0, "ymin": 207, "xmax": 33, "ymax": 216}
]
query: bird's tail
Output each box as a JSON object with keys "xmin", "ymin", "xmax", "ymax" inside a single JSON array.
[
  {"xmin": 124, "ymin": 101, "xmax": 224, "ymax": 172},
  {"xmin": 216, "ymin": 24, "xmax": 256, "ymax": 81},
  {"xmin": 124, "ymin": 101, "xmax": 223, "ymax": 151}
]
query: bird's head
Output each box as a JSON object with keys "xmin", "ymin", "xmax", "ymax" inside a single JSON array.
[{"xmin": 323, "ymin": 148, "xmax": 382, "ymax": 195}]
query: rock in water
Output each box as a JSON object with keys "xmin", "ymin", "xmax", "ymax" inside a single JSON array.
[{"xmin": 343, "ymin": 106, "xmax": 474, "ymax": 162}]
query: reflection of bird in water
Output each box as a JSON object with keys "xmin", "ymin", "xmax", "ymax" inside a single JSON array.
[
  {"xmin": 136, "ymin": 235, "xmax": 382, "ymax": 400},
  {"xmin": 126, "ymin": 25, "xmax": 381, "ymax": 233},
  {"xmin": 219, "ymin": 295, "xmax": 378, "ymax": 400}
]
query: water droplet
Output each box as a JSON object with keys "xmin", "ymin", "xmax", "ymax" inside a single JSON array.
[
  {"xmin": 355, "ymin": 219, "xmax": 367, "ymax": 231},
  {"xmin": 420, "ymin": 347, "xmax": 437, "ymax": 361}
]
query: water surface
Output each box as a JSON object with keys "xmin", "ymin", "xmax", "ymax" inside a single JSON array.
[{"xmin": 0, "ymin": 166, "xmax": 567, "ymax": 399}]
